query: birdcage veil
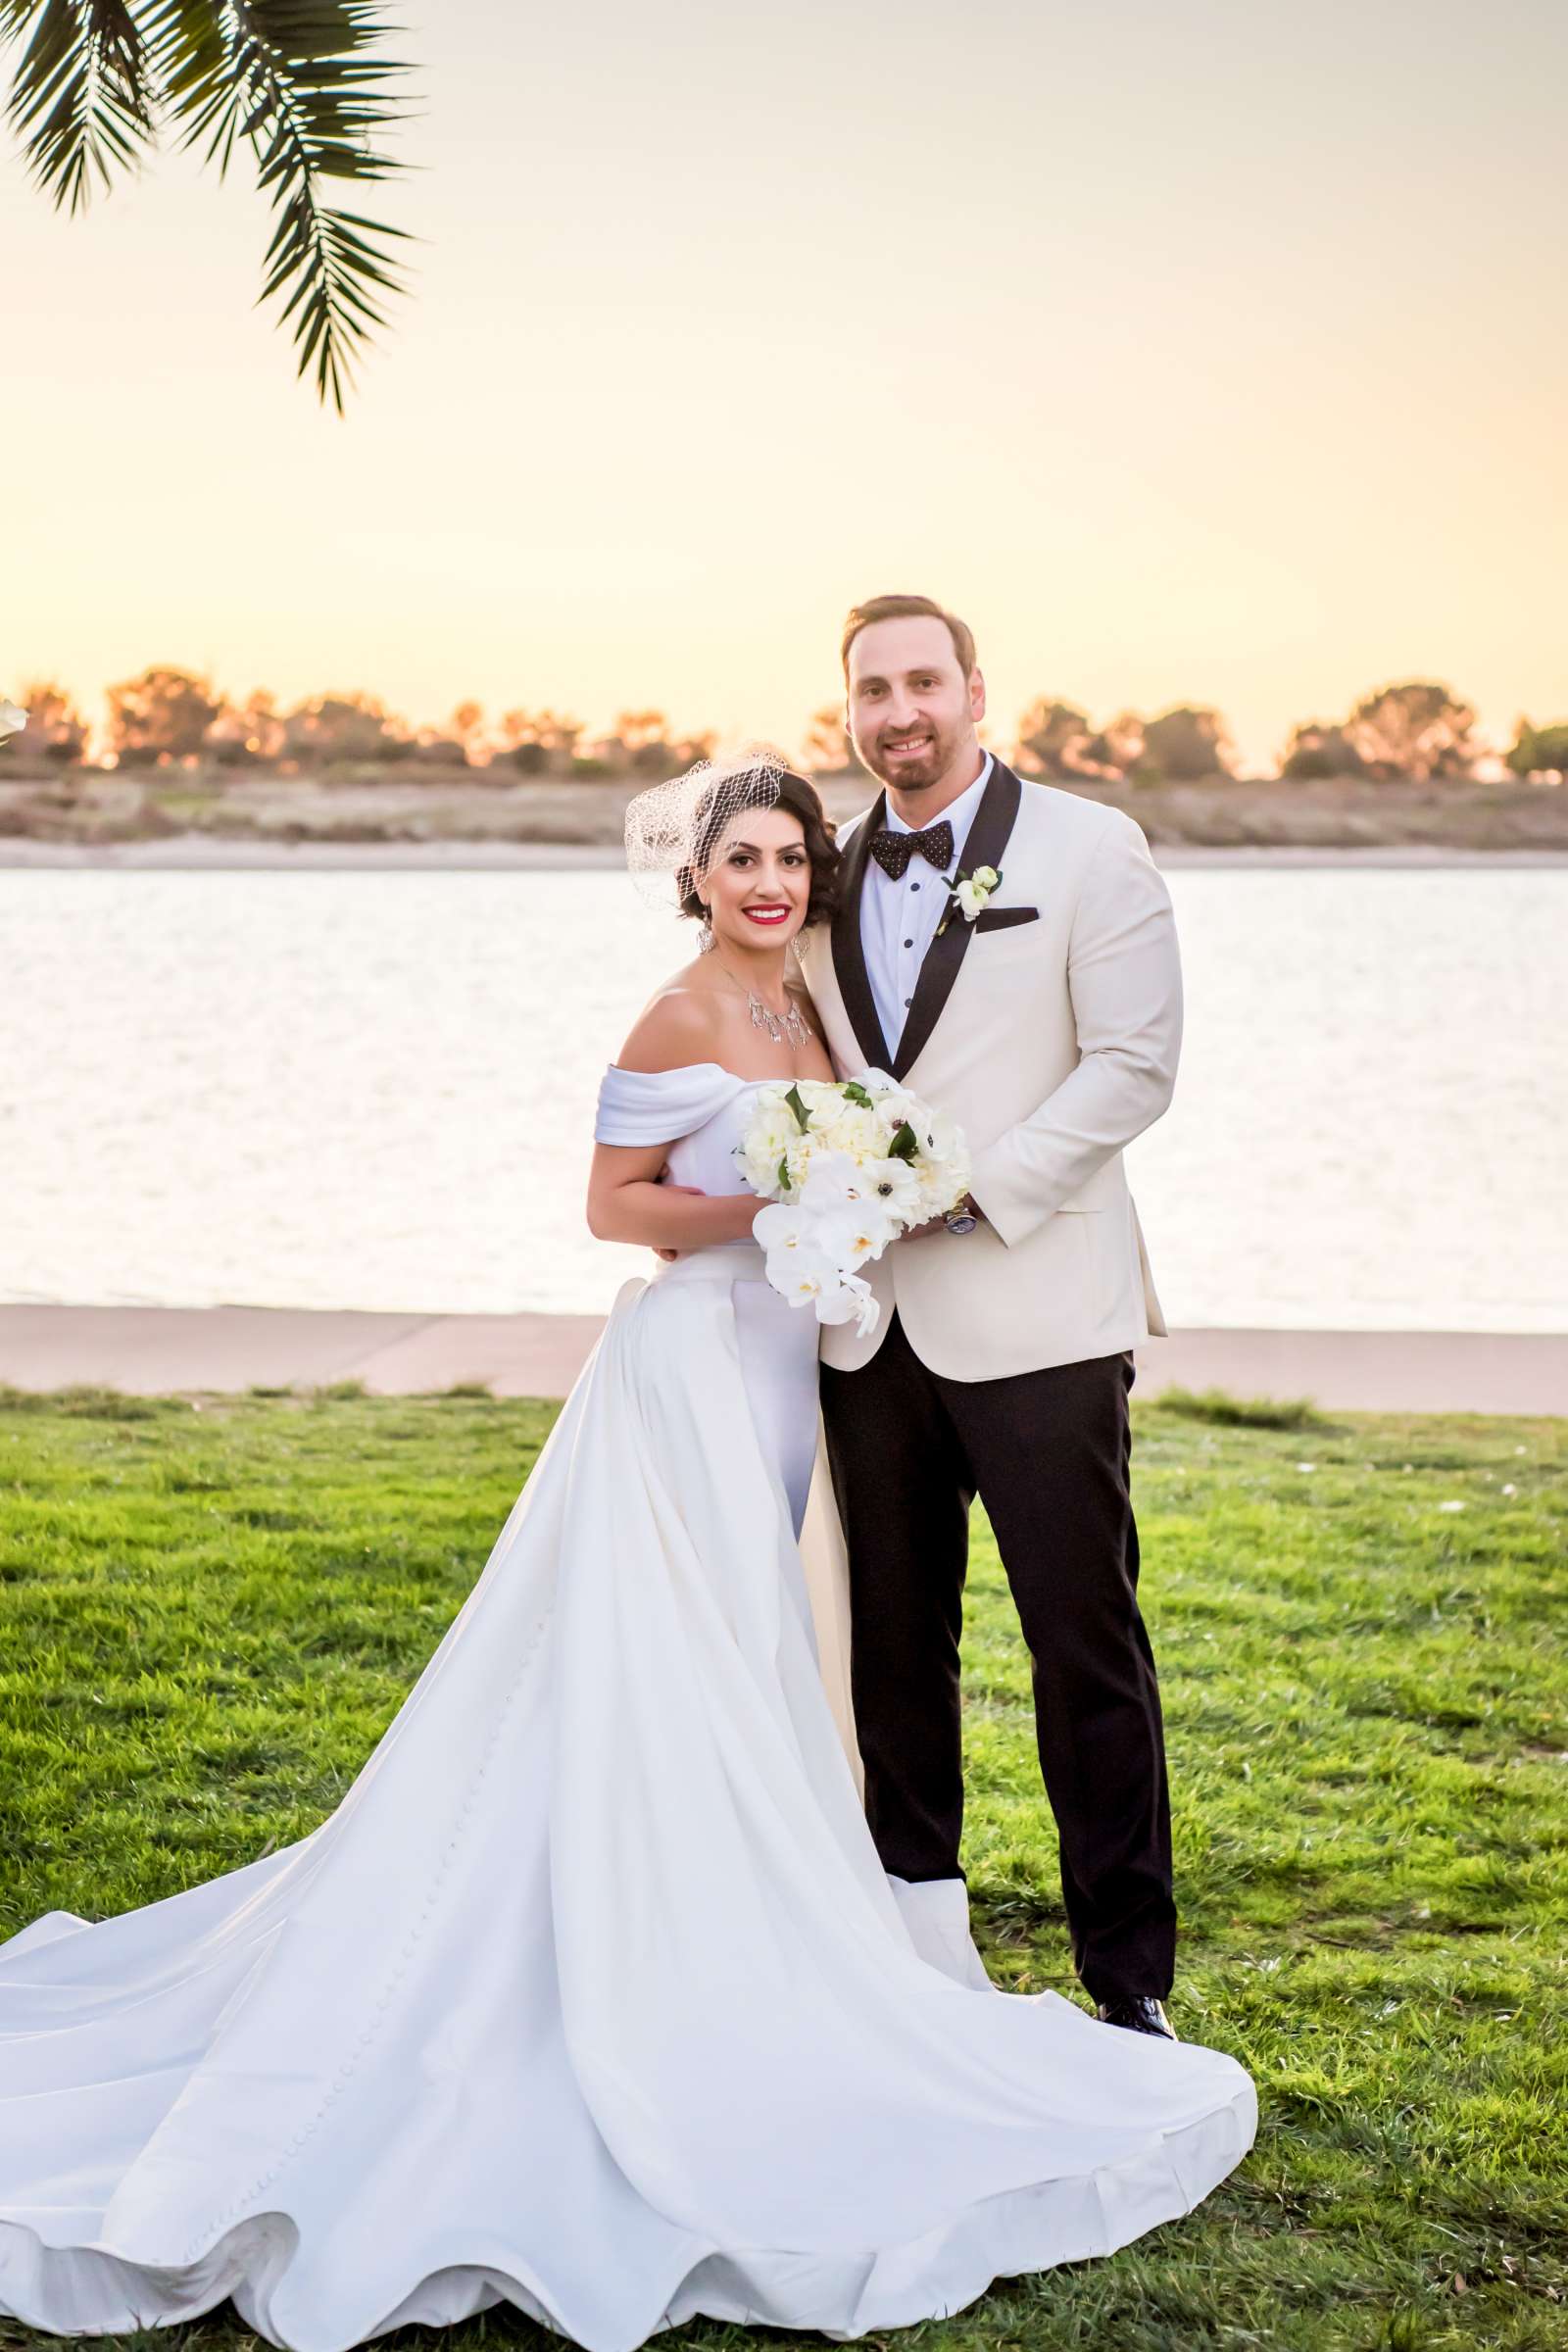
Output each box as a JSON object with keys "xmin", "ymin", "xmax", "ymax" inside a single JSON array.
[{"xmin": 623, "ymin": 745, "xmax": 799, "ymax": 912}]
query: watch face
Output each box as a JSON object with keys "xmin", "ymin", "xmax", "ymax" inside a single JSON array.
[{"xmin": 946, "ymin": 1212, "xmax": 978, "ymax": 1235}]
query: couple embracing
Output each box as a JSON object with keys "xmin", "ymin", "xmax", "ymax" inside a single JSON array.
[{"xmin": 0, "ymin": 596, "xmax": 1254, "ymax": 2352}]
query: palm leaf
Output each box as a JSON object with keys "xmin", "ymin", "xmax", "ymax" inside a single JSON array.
[
  {"xmin": 146, "ymin": 0, "xmax": 416, "ymax": 411},
  {"xmin": 2, "ymin": 0, "xmax": 155, "ymax": 214},
  {"xmin": 2, "ymin": 0, "xmax": 416, "ymax": 408}
]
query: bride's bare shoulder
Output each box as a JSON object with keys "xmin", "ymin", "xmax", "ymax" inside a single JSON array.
[{"xmin": 614, "ymin": 966, "xmax": 727, "ymax": 1075}]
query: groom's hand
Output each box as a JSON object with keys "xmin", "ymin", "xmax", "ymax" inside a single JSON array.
[
  {"xmin": 652, "ymin": 1169, "xmax": 704, "ymax": 1262},
  {"xmin": 900, "ymin": 1194, "xmax": 979, "ymax": 1244}
]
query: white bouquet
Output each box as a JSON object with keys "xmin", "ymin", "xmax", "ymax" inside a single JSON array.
[
  {"xmin": 735, "ymin": 1070, "xmax": 971, "ymax": 1336},
  {"xmin": 0, "ymin": 699, "xmax": 26, "ymax": 744}
]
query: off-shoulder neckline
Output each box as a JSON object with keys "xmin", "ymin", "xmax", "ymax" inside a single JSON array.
[{"xmin": 605, "ymin": 1062, "xmax": 765, "ymax": 1083}]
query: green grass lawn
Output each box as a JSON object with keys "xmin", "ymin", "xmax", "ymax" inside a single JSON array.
[{"xmin": 1, "ymin": 1385, "xmax": 1564, "ymax": 2352}]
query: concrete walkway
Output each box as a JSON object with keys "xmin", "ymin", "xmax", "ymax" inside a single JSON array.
[{"xmin": 2, "ymin": 1305, "xmax": 1564, "ymax": 1414}]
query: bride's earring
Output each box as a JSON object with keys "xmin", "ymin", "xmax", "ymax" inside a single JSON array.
[{"xmin": 697, "ymin": 906, "xmax": 715, "ymax": 954}]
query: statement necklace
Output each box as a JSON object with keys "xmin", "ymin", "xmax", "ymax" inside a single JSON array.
[{"xmin": 713, "ymin": 957, "xmax": 813, "ymax": 1052}]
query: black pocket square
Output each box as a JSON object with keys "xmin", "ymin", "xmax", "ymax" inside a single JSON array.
[{"xmin": 974, "ymin": 906, "xmax": 1039, "ymax": 931}]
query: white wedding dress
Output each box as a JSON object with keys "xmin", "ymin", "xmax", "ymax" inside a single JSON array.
[{"xmin": 0, "ymin": 1065, "xmax": 1255, "ymax": 2352}]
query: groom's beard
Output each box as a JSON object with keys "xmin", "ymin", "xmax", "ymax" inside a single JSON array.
[{"xmin": 860, "ymin": 716, "xmax": 967, "ymax": 797}]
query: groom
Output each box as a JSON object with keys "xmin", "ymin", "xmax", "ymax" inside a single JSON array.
[{"xmin": 801, "ymin": 593, "xmax": 1183, "ymax": 2036}]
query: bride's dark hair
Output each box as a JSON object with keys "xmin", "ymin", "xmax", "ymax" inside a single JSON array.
[{"xmin": 676, "ymin": 769, "xmax": 840, "ymax": 929}]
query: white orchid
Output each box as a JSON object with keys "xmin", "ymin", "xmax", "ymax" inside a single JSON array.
[
  {"xmin": 810, "ymin": 1201, "xmax": 898, "ymax": 1271},
  {"xmin": 0, "ymin": 700, "xmax": 26, "ymax": 744},
  {"xmin": 813, "ymin": 1271, "xmax": 881, "ymax": 1338},
  {"xmin": 764, "ymin": 1245, "xmax": 847, "ymax": 1311},
  {"xmin": 799, "ymin": 1149, "xmax": 876, "ymax": 1208},
  {"xmin": 752, "ymin": 1200, "xmax": 811, "ymax": 1255}
]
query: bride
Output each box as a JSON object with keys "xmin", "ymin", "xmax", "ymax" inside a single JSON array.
[{"xmin": 0, "ymin": 754, "xmax": 1254, "ymax": 2352}]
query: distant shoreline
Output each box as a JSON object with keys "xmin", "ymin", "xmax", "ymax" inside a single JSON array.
[
  {"xmin": 5, "ymin": 765, "xmax": 1567, "ymax": 864},
  {"xmin": 3, "ymin": 834, "xmax": 1566, "ymax": 872}
]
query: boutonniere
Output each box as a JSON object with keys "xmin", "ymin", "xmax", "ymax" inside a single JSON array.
[{"xmin": 936, "ymin": 863, "xmax": 1002, "ymax": 936}]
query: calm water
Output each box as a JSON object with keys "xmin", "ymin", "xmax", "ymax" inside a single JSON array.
[{"xmin": 2, "ymin": 867, "xmax": 1563, "ymax": 1331}]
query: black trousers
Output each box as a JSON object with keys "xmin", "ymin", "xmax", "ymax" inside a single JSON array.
[{"xmin": 820, "ymin": 1313, "xmax": 1175, "ymax": 2005}]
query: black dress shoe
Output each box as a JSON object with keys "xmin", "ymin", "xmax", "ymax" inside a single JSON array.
[{"xmin": 1097, "ymin": 1996, "xmax": 1178, "ymax": 2040}]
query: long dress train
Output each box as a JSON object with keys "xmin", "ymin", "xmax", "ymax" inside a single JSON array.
[{"xmin": 0, "ymin": 1064, "xmax": 1254, "ymax": 2352}]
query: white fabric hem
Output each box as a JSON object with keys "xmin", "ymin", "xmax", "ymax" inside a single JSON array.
[{"xmin": 0, "ymin": 2079, "xmax": 1255, "ymax": 2351}]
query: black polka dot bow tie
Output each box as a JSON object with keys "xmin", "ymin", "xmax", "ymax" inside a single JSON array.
[{"xmin": 867, "ymin": 819, "xmax": 955, "ymax": 881}]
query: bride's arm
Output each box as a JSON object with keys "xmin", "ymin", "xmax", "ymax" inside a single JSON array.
[
  {"xmin": 586, "ymin": 987, "xmax": 759, "ymax": 1250},
  {"xmin": 586, "ymin": 1143, "xmax": 759, "ymax": 1249}
]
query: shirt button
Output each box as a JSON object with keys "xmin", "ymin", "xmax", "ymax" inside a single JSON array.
[
  {"xmin": 903, "ymin": 937, "xmax": 913, "ymax": 948},
  {"xmin": 910, "ymin": 881, "xmax": 921, "ymax": 892},
  {"xmin": 904, "ymin": 996, "xmax": 912, "ymax": 1007}
]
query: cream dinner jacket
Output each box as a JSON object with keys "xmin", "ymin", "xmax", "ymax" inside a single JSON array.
[{"xmin": 799, "ymin": 760, "xmax": 1181, "ymax": 1381}]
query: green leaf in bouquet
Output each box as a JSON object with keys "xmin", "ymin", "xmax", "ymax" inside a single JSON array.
[
  {"xmin": 888, "ymin": 1121, "xmax": 919, "ymax": 1163},
  {"xmin": 841, "ymin": 1080, "xmax": 874, "ymax": 1108},
  {"xmin": 778, "ymin": 1153, "xmax": 793, "ymax": 1193},
  {"xmin": 784, "ymin": 1084, "xmax": 810, "ymax": 1131}
]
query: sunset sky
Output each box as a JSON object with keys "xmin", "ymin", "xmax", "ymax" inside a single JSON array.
[{"xmin": 5, "ymin": 0, "xmax": 1566, "ymax": 768}]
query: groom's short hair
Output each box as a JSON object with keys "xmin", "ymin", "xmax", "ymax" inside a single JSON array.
[{"xmin": 841, "ymin": 594, "xmax": 977, "ymax": 682}]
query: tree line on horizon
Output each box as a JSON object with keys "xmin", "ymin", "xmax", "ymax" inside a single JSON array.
[{"xmin": 5, "ymin": 667, "xmax": 1567, "ymax": 786}]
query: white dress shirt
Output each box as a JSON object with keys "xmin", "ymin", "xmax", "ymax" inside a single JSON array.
[{"xmin": 860, "ymin": 753, "xmax": 993, "ymax": 1057}]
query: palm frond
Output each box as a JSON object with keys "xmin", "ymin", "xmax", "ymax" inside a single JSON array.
[
  {"xmin": 2, "ymin": 0, "xmax": 155, "ymax": 214},
  {"xmin": 3, "ymin": 0, "xmax": 416, "ymax": 409},
  {"xmin": 144, "ymin": 0, "xmax": 416, "ymax": 412}
]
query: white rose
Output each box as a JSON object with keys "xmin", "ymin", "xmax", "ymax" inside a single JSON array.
[
  {"xmin": 807, "ymin": 1102, "xmax": 867, "ymax": 1157},
  {"xmin": 741, "ymin": 1113, "xmax": 787, "ymax": 1172},
  {"xmin": 955, "ymin": 877, "xmax": 983, "ymax": 922},
  {"xmin": 0, "ymin": 701, "xmax": 26, "ymax": 743},
  {"xmin": 912, "ymin": 1152, "xmax": 971, "ymax": 1219},
  {"xmin": 739, "ymin": 1111, "xmax": 799, "ymax": 1198},
  {"xmin": 781, "ymin": 1132, "xmax": 824, "ymax": 1192},
  {"xmin": 971, "ymin": 864, "xmax": 999, "ymax": 892},
  {"xmin": 917, "ymin": 1118, "xmax": 970, "ymax": 1214}
]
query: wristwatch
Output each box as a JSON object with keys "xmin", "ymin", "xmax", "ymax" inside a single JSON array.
[{"xmin": 945, "ymin": 1200, "xmax": 978, "ymax": 1236}]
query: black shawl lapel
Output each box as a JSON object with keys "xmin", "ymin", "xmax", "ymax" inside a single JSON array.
[
  {"xmin": 830, "ymin": 790, "xmax": 896, "ymax": 1073},
  {"xmin": 892, "ymin": 758, "xmax": 1023, "ymax": 1081}
]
